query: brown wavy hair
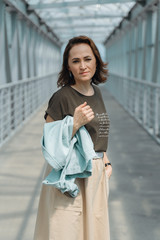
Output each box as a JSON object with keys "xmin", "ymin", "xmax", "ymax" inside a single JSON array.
[{"xmin": 57, "ymin": 35, "xmax": 108, "ymax": 87}]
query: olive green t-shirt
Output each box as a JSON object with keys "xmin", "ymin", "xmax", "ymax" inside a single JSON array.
[{"xmin": 44, "ymin": 84, "xmax": 110, "ymax": 152}]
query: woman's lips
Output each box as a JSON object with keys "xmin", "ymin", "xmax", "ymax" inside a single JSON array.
[{"xmin": 80, "ymin": 72, "xmax": 89, "ymax": 75}]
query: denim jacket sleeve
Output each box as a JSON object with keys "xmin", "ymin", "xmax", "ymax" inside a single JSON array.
[{"xmin": 41, "ymin": 116, "xmax": 73, "ymax": 171}]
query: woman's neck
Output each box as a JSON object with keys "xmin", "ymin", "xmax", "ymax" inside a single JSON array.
[{"xmin": 71, "ymin": 82, "xmax": 94, "ymax": 96}]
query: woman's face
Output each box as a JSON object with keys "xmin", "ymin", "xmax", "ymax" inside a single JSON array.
[{"xmin": 68, "ymin": 43, "xmax": 97, "ymax": 84}]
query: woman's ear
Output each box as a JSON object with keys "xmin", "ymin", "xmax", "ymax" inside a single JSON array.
[{"xmin": 67, "ymin": 63, "xmax": 70, "ymax": 71}]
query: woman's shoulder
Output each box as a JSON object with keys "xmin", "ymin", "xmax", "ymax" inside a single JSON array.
[
  {"xmin": 45, "ymin": 86, "xmax": 71, "ymax": 120},
  {"xmin": 49, "ymin": 85, "xmax": 71, "ymax": 102},
  {"xmin": 92, "ymin": 84, "xmax": 103, "ymax": 96},
  {"xmin": 93, "ymin": 84, "xmax": 100, "ymax": 92}
]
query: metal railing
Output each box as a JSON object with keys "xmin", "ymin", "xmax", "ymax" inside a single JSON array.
[
  {"xmin": 0, "ymin": 73, "xmax": 58, "ymax": 148},
  {"xmin": 106, "ymin": 73, "xmax": 160, "ymax": 144}
]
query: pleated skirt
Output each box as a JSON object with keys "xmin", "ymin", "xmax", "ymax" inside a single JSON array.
[{"xmin": 33, "ymin": 158, "xmax": 110, "ymax": 240}]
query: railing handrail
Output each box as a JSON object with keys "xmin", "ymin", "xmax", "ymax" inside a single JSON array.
[
  {"xmin": 0, "ymin": 73, "xmax": 58, "ymax": 148},
  {"xmin": 109, "ymin": 72, "xmax": 160, "ymax": 89},
  {"xmin": 106, "ymin": 73, "xmax": 160, "ymax": 145},
  {"xmin": 0, "ymin": 72, "xmax": 57, "ymax": 90}
]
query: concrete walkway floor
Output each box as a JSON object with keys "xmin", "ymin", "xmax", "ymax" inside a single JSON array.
[
  {"xmin": 101, "ymin": 87, "xmax": 160, "ymax": 240},
  {"xmin": 0, "ymin": 87, "xmax": 160, "ymax": 240}
]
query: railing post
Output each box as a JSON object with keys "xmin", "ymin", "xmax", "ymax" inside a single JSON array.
[
  {"xmin": 154, "ymin": 88, "xmax": 160, "ymax": 136},
  {"xmin": 0, "ymin": 90, "xmax": 2, "ymax": 144},
  {"xmin": 143, "ymin": 87, "xmax": 147, "ymax": 125},
  {"xmin": 135, "ymin": 82, "xmax": 139, "ymax": 117},
  {"xmin": 0, "ymin": 73, "xmax": 58, "ymax": 148},
  {"xmin": 106, "ymin": 73, "xmax": 160, "ymax": 145}
]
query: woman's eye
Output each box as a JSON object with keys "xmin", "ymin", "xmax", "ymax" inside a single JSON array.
[{"xmin": 72, "ymin": 59, "xmax": 91, "ymax": 63}]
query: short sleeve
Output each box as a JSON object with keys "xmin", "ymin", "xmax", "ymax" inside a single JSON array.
[{"xmin": 44, "ymin": 91, "xmax": 68, "ymax": 121}]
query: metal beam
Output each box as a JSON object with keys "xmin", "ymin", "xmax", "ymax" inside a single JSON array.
[
  {"xmin": 28, "ymin": 0, "xmax": 136, "ymax": 10},
  {"xmin": 55, "ymin": 29, "xmax": 113, "ymax": 33},
  {"xmin": 52, "ymin": 24, "xmax": 116, "ymax": 29},
  {"xmin": 3, "ymin": 0, "xmax": 61, "ymax": 46},
  {"xmin": 58, "ymin": 32, "xmax": 110, "ymax": 36},
  {"xmin": 141, "ymin": 15, "xmax": 147, "ymax": 80},
  {"xmin": 104, "ymin": 0, "xmax": 158, "ymax": 45},
  {"xmin": 0, "ymin": 2, "xmax": 6, "ymax": 84},
  {"xmin": 151, "ymin": 5, "xmax": 159, "ymax": 83},
  {"xmin": 44, "ymin": 13, "xmax": 125, "ymax": 22},
  {"xmin": 59, "ymin": 33, "xmax": 110, "ymax": 38}
]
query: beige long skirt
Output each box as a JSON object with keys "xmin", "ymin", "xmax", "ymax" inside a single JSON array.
[{"xmin": 33, "ymin": 158, "xmax": 110, "ymax": 240}]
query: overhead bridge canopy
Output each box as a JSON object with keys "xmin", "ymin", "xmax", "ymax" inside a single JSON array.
[{"xmin": 26, "ymin": 0, "xmax": 136, "ymax": 43}]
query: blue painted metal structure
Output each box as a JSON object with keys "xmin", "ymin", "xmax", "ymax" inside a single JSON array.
[
  {"xmin": 0, "ymin": 0, "xmax": 159, "ymax": 146},
  {"xmin": 105, "ymin": 0, "xmax": 160, "ymax": 144},
  {"xmin": 0, "ymin": 0, "xmax": 61, "ymax": 147}
]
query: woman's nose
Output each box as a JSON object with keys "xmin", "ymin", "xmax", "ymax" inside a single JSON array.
[{"xmin": 80, "ymin": 61, "xmax": 86, "ymax": 69}]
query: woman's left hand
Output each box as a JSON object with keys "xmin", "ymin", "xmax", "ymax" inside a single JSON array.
[
  {"xmin": 105, "ymin": 165, "xmax": 112, "ymax": 179},
  {"xmin": 103, "ymin": 152, "xmax": 112, "ymax": 179}
]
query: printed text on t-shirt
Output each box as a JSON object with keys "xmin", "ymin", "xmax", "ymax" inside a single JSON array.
[{"xmin": 96, "ymin": 113, "xmax": 110, "ymax": 138}]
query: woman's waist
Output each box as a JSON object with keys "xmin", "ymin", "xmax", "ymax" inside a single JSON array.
[{"xmin": 93, "ymin": 152, "xmax": 104, "ymax": 159}]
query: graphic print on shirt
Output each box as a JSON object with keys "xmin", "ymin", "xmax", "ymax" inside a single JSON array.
[{"xmin": 96, "ymin": 113, "xmax": 110, "ymax": 138}]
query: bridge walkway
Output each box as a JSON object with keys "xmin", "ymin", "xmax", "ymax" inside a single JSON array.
[{"xmin": 0, "ymin": 87, "xmax": 160, "ymax": 240}]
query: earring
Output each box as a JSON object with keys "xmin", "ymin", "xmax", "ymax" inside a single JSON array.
[{"xmin": 69, "ymin": 71, "xmax": 72, "ymax": 78}]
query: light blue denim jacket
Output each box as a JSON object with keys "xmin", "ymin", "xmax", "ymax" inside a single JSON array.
[{"xmin": 41, "ymin": 116, "xmax": 98, "ymax": 197}]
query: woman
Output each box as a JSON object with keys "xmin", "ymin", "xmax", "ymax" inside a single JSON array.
[{"xmin": 34, "ymin": 35, "xmax": 112, "ymax": 240}]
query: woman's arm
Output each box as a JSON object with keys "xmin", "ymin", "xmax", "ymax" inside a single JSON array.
[
  {"xmin": 46, "ymin": 101, "xmax": 94, "ymax": 137},
  {"xmin": 46, "ymin": 115, "xmax": 54, "ymax": 123},
  {"xmin": 72, "ymin": 102, "xmax": 94, "ymax": 137}
]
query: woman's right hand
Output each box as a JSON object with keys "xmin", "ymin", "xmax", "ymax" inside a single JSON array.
[{"xmin": 72, "ymin": 102, "xmax": 94, "ymax": 136}]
